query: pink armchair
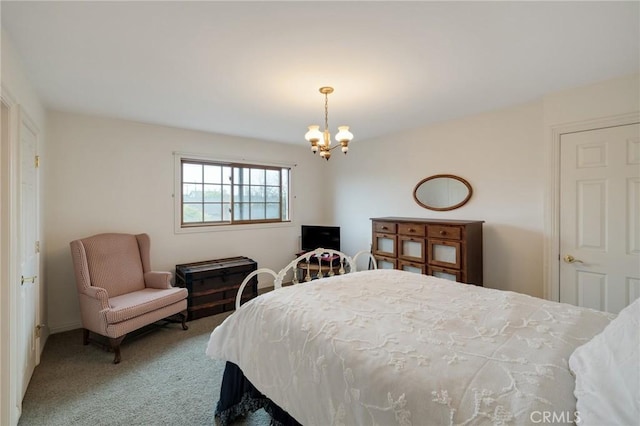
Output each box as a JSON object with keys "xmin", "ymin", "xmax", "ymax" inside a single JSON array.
[{"xmin": 70, "ymin": 233, "xmax": 188, "ymax": 363}]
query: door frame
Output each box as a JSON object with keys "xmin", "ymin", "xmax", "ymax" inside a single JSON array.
[
  {"xmin": 544, "ymin": 111, "xmax": 640, "ymax": 302},
  {"xmin": 17, "ymin": 105, "xmax": 42, "ymax": 391},
  {"xmin": 1, "ymin": 87, "xmax": 20, "ymax": 425}
]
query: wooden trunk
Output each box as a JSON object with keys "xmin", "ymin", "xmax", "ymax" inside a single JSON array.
[{"xmin": 175, "ymin": 256, "xmax": 258, "ymax": 321}]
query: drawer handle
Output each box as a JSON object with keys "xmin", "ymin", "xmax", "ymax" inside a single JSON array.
[
  {"xmin": 381, "ymin": 226, "xmax": 388, "ymax": 230},
  {"xmin": 408, "ymin": 228, "xmax": 415, "ymax": 232},
  {"xmin": 439, "ymin": 230, "xmax": 446, "ymax": 235}
]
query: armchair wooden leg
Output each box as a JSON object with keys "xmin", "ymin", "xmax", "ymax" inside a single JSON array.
[
  {"xmin": 180, "ymin": 311, "xmax": 188, "ymax": 330},
  {"xmin": 109, "ymin": 335, "xmax": 126, "ymax": 364},
  {"xmin": 83, "ymin": 329, "xmax": 90, "ymax": 345}
]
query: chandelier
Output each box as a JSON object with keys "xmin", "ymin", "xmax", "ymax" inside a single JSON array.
[{"xmin": 304, "ymin": 86, "xmax": 353, "ymax": 161}]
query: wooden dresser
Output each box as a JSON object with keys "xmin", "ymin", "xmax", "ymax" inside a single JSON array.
[
  {"xmin": 175, "ymin": 256, "xmax": 258, "ymax": 320},
  {"xmin": 371, "ymin": 217, "xmax": 484, "ymax": 285}
]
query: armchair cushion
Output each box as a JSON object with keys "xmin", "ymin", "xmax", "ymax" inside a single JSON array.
[{"xmin": 105, "ymin": 287, "xmax": 188, "ymax": 324}]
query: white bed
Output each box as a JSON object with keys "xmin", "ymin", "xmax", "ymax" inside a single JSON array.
[{"xmin": 207, "ymin": 263, "xmax": 638, "ymax": 425}]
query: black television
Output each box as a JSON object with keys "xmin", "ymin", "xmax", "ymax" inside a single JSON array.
[{"xmin": 301, "ymin": 225, "xmax": 340, "ymax": 252}]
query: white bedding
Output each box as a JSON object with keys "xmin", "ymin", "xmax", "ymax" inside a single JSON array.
[{"xmin": 206, "ymin": 269, "xmax": 613, "ymax": 425}]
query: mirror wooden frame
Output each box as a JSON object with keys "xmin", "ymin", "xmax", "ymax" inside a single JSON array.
[{"xmin": 413, "ymin": 174, "xmax": 473, "ymax": 211}]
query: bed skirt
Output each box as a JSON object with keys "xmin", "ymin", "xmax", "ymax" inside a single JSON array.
[{"xmin": 215, "ymin": 361, "xmax": 301, "ymax": 426}]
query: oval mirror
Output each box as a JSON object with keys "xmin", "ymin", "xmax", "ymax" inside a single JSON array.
[{"xmin": 413, "ymin": 174, "xmax": 473, "ymax": 211}]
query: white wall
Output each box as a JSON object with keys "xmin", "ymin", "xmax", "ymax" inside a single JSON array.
[
  {"xmin": 1, "ymin": 29, "xmax": 46, "ymax": 126},
  {"xmin": 543, "ymin": 73, "xmax": 640, "ymax": 125},
  {"xmin": 44, "ymin": 111, "xmax": 328, "ymax": 332},
  {"xmin": 330, "ymin": 101, "xmax": 545, "ymax": 297},
  {"xmin": 329, "ymin": 73, "xmax": 640, "ymax": 299}
]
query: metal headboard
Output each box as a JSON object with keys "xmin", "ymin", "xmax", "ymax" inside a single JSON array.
[{"xmin": 235, "ymin": 248, "xmax": 377, "ymax": 310}]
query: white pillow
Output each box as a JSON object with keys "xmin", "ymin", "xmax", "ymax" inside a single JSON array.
[{"xmin": 569, "ymin": 298, "xmax": 639, "ymax": 426}]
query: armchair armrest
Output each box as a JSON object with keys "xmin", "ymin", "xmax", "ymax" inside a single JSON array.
[
  {"xmin": 144, "ymin": 271, "xmax": 172, "ymax": 289},
  {"xmin": 81, "ymin": 286, "xmax": 110, "ymax": 310}
]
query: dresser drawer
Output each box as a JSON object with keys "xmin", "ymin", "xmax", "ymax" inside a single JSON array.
[
  {"xmin": 398, "ymin": 223, "xmax": 425, "ymax": 237},
  {"xmin": 374, "ymin": 255, "xmax": 397, "ymax": 270},
  {"xmin": 427, "ymin": 239, "xmax": 461, "ymax": 269},
  {"xmin": 399, "ymin": 260, "xmax": 427, "ymax": 274},
  {"xmin": 373, "ymin": 221, "xmax": 396, "ymax": 234},
  {"xmin": 427, "ymin": 225, "xmax": 462, "ymax": 240},
  {"xmin": 373, "ymin": 233, "xmax": 397, "ymax": 257},
  {"xmin": 398, "ymin": 235, "xmax": 425, "ymax": 262},
  {"xmin": 428, "ymin": 266, "xmax": 462, "ymax": 282}
]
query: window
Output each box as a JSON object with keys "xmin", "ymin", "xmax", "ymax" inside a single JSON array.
[{"xmin": 180, "ymin": 158, "xmax": 290, "ymax": 227}]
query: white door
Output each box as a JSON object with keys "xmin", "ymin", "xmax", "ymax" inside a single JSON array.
[
  {"xmin": 559, "ymin": 123, "xmax": 640, "ymax": 313},
  {"xmin": 17, "ymin": 113, "xmax": 40, "ymax": 399}
]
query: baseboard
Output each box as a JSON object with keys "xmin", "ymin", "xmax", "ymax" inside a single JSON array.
[{"xmin": 49, "ymin": 321, "xmax": 82, "ymax": 334}]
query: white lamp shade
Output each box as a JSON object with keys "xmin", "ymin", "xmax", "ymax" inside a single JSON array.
[
  {"xmin": 335, "ymin": 126, "xmax": 353, "ymax": 142},
  {"xmin": 319, "ymin": 129, "xmax": 331, "ymax": 147},
  {"xmin": 305, "ymin": 125, "xmax": 322, "ymax": 142}
]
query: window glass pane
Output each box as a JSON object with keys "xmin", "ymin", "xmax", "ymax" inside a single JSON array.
[
  {"xmin": 222, "ymin": 203, "xmax": 231, "ymax": 221},
  {"xmin": 250, "ymin": 186, "xmax": 265, "ymax": 202},
  {"xmin": 282, "ymin": 170, "xmax": 289, "ymax": 195},
  {"xmin": 250, "ymin": 168, "xmax": 265, "ymax": 185},
  {"xmin": 183, "ymin": 203, "xmax": 203, "ymax": 223},
  {"xmin": 223, "ymin": 166, "xmax": 232, "ymax": 183},
  {"xmin": 234, "ymin": 202, "xmax": 249, "ymax": 220},
  {"xmin": 204, "ymin": 165, "xmax": 222, "ymax": 184},
  {"xmin": 266, "ymin": 169, "xmax": 280, "ymax": 186},
  {"xmin": 282, "ymin": 195, "xmax": 289, "ymax": 221},
  {"xmin": 281, "ymin": 169, "xmax": 289, "ymax": 221},
  {"xmin": 204, "ymin": 184, "xmax": 222, "ymax": 202},
  {"xmin": 250, "ymin": 203, "xmax": 265, "ymax": 220},
  {"xmin": 266, "ymin": 186, "xmax": 279, "ymax": 202},
  {"xmin": 183, "ymin": 163, "xmax": 202, "ymax": 183},
  {"xmin": 183, "ymin": 184, "xmax": 202, "ymax": 202},
  {"xmin": 233, "ymin": 185, "xmax": 250, "ymax": 202},
  {"xmin": 222, "ymin": 184, "xmax": 232, "ymax": 202},
  {"xmin": 234, "ymin": 167, "xmax": 249, "ymax": 185},
  {"xmin": 204, "ymin": 203, "xmax": 222, "ymax": 222},
  {"xmin": 266, "ymin": 203, "xmax": 280, "ymax": 219}
]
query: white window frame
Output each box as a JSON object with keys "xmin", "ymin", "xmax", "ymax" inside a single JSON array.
[{"xmin": 173, "ymin": 152, "xmax": 295, "ymax": 234}]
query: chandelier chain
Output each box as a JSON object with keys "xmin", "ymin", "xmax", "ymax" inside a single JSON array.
[{"xmin": 324, "ymin": 92, "xmax": 329, "ymax": 131}]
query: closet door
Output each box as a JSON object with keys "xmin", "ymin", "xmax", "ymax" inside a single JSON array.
[{"xmin": 559, "ymin": 123, "xmax": 640, "ymax": 314}]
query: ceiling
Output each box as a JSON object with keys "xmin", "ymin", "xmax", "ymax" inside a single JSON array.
[{"xmin": 2, "ymin": 1, "xmax": 639, "ymax": 146}]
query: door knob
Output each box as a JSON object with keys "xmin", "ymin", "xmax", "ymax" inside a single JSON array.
[{"xmin": 563, "ymin": 255, "xmax": 583, "ymax": 264}]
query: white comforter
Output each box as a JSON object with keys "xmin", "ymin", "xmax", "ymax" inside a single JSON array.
[{"xmin": 206, "ymin": 269, "xmax": 613, "ymax": 426}]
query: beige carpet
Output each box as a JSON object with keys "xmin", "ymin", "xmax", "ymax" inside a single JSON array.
[{"xmin": 18, "ymin": 313, "xmax": 271, "ymax": 426}]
